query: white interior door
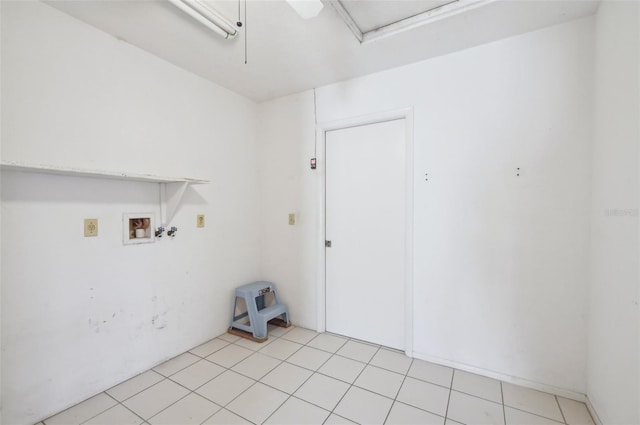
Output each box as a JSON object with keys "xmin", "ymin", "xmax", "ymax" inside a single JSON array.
[{"xmin": 325, "ymin": 119, "xmax": 406, "ymax": 350}]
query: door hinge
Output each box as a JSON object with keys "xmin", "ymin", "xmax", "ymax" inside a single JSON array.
[{"xmin": 325, "ymin": 240, "xmax": 332, "ymax": 248}]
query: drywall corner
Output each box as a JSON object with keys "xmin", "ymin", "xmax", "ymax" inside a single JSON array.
[{"xmin": 587, "ymin": 1, "xmax": 640, "ymax": 424}]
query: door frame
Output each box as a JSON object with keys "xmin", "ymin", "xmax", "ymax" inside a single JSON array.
[{"xmin": 315, "ymin": 107, "xmax": 414, "ymax": 356}]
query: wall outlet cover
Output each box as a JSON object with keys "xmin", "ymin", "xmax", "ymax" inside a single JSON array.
[
  {"xmin": 84, "ymin": 218, "xmax": 98, "ymax": 237},
  {"xmin": 197, "ymin": 214, "xmax": 205, "ymax": 228}
]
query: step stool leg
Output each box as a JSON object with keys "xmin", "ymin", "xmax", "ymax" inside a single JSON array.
[
  {"xmin": 272, "ymin": 291, "xmax": 290, "ymax": 325},
  {"xmin": 231, "ymin": 296, "xmax": 237, "ymax": 323},
  {"xmin": 246, "ymin": 296, "xmax": 268, "ymax": 339}
]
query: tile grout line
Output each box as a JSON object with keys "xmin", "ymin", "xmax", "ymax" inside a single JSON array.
[
  {"xmin": 209, "ymin": 329, "xmax": 324, "ymax": 424},
  {"xmin": 505, "ymin": 406, "xmax": 566, "ymax": 425},
  {"xmin": 196, "ymin": 405, "xmax": 224, "ymax": 425},
  {"xmin": 244, "ymin": 330, "xmax": 344, "ymax": 425},
  {"xmin": 222, "ymin": 331, "xmax": 319, "ymax": 409},
  {"xmin": 104, "ymin": 369, "xmax": 165, "ymax": 403},
  {"xmin": 382, "ymin": 357, "xmax": 415, "ymax": 424},
  {"xmin": 177, "ymin": 334, "xmax": 274, "ymax": 424},
  {"xmin": 555, "ymin": 395, "xmax": 568, "ymax": 424},
  {"xmin": 255, "ymin": 333, "xmax": 360, "ymax": 419},
  {"xmin": 501, "ymin": 380, "xmax": 506, "ymax": 425},
  {"xmin": 137, "ymin": 377, "xmax": 201, "ymax": 424},
  {"xmin": 117, "ymin": 401, "xmax": 147, "ymax": 425},
  {"xmin": 253, "ymin": 328, "xmax": 324, "ymax": 425},
  {"xmin": 249, "ymin": 335, "xmax": 442, "ymax": 424},
  {"xmin": 443, "ymin": 368, "xmax": 456, "ymax": 422},
  {"xmin": 73, "ymin": 392, "xmax": 122, "ymax": 425},
  {"xmin": 325, "ymin": 342, "xmax": 383, "ymax": 421},
  {"xmin": 102, "ymin": 389, "xmax": 150, "ymax": 425}
]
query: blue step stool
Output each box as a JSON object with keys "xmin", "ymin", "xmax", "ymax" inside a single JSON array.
[{"xmin": 229, "ymin": 281, "xmax": 291, "ymax": 342}]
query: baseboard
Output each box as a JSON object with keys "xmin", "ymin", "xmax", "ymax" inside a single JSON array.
[
  {"xmin": 412, "ymin": 351, "xmax": 587, "ymax": 402},
  {"xmin": 585, "ymin": 396, "xmax": 603, "ymax": 425}
]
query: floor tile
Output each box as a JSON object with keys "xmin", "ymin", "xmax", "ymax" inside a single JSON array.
[
  {"xmin": 195, "ymin": 370, "xmax": 255, "ymax": 406},
  {"xmin": 217, "ymin": 333, "xmax": 241, "ymax": 343},
  {"xmin": 557, "ymin": 397, "xmax": 595, "ymax": 425},
  {"xmin": 268, "ymin": 324, "xmax": 294, "ymax": 338},
  {"xmin": 264, "ymin": 397, "xmax": 330, "ymax": 425},
  {"xmin": 336, "ymin": 340, "xmax": 379, "ymax": 363},
  {"xmin": 396, "ymin": 377, "xmax": 450, "ymax": 416},
  {"xmin": 370, "ymin": 348, "xmax": 412, "ymax": 374},
  {"xmin": 202, "ymin": 408, "xmax": 251, "ymax": 424},
  {"xmin": 294, "ymin": 373, "xmax": 350, "ymax": 411},
  {"xmin": 226, "ymin": 382, "xmax": 288, "ymax": 424},
  {"xmin": 169, "ymin": 359, "xmax": 225, "ymax": 390},
  {"xmin": 152, "ymin": 353, "xmax": 200, "ymax": 377},
  {"xmin": 260, "ymin": 362, "xmax": 313, "ymax": 394},
  {"xmin": 407, "ymin": 359, "xmax": 453, "ymax": 388},
  {"xmin": 324, "ymin": 413, "xmax": 357, "ymax": 424},
  {"xmin": 189, "ymin": 338, "xmax": 230, "ymax": 358},
  {"xmin": 234, "ymin": 336, "xmax": 274, "ymax": 351},
  {"xmin": 286, "ymin": 346, "xmax": 332, "ymax": 371},
  {"xmin": 205, "ymin": 343, "xmax": 254, "ymax": 368},
  {"xmin": 259, "ymin": 338, "xmax": 304, "ymax": 360},
  {"xmin": 281, "ymin": 327, "xmax": 319, "ymax": 344},
  {"xmin": 232, "ymin": 352, "xmax": 282, "ymax": 380},
  {"xmin": 307, "ymin": 333, "xmax": 348, "ymax": 353},
  {"xmin": 447, "ymin": 391, "xmax": 505, "ymax": 425},
  {"xmin": 148, "ymin": 393, "xmax": 220, "ymax": 425},
  {"xmin": 45, "ymin": 393, "xmax": 117, "ymax": 425},
  {"xmin": 452, "ymin": 370, "xmax": 502, "ymax": 403},
  {"xmin": 505, "ymin": 407, "xmax": 563, "ymax": 425},
  {"xmin": 122, "ymin": 380, "xmax": 190, "ymax": 420},
  {"xmin": 334, "ymin": 386, "xmax": 393, "ymax": 425},
  {"xmin": 318, "ymin": 355, "xmax": 366, "ymax": 383},
  {"xmin": 42, "ymin": 328, "xmax": 585, "ymax": 425},
  {"xmin": 502, "ymin": 383, "xmax": 563, "ymax": 422},
  {"xmin": 82, "ymin": 404, "xmax": 143, "ymax": 425},
  {"xmin": 106, "ymin": 371, "xmax": 165, "ymax": 402},
  {"xmin": 354, "ymin": 365, "xmax": 404, "ymax": 398},
  {"xmin": 385, "ymin": 401, "xmax": 445, "ymax": 425}
]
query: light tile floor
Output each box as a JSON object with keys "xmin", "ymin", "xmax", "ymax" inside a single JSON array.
[{"xmin": 40, "ymin": 326, "xmax": 596, "ymax": 425}]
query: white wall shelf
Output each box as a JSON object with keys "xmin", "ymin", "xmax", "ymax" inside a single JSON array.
[
  {"xmin": 0, "ymin": 160, "xmax": 209, "ymax": 184},
  {"xmin": 1, "ymin": 160, "xmax": 208, "ymax": 225}
]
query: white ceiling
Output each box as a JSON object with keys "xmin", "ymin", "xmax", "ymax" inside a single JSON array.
[{"xmin": 45, "ymin": 0, "xmax": 599, "ymax": 102}]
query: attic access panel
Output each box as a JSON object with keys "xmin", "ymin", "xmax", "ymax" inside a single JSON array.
[{"xmin": 340, "ymin": 0, "xmax": 458, "ymax": 33}]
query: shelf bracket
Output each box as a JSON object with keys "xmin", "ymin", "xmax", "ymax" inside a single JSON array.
[{"xmin": 159, "ymin": 182, "xmax": 189, "ymax": 226}]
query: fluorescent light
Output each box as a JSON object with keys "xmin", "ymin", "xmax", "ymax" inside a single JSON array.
[
  {"xmin": 168, "ymin": 0, "xmax": 238, "ymax": 39},
  {"xmin": 286, "ymin": 0, "xmax": 324, "ymax": 19}
]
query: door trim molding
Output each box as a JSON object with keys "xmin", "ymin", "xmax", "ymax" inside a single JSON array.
[{"xmin": 315, "ymin": 107, "xmax": 414, "ymax": 356}]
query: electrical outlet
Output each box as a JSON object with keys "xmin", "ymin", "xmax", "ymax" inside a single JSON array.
[
  {"xmin": 288, "ymin": 213, "xmax": 296, "ymax": 225},
  {"xmin": 197, "ymin": 214, "xmax": 205, "ymax": 228},
  {"xmin": 84, "ymin": 218, "xmax": 98, "ymax": 237}
]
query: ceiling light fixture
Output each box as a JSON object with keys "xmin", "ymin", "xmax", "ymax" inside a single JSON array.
[
  {"xmin": 286, "ymin": 0, "xmax": 324, "ymax": 19},
  {"xmin": 168, "ymin": 0, "xmax": 238, "ymax": 39},
  {"xmin": 329, "ymin": 0, "xmax": 491, "ymax": 44}
]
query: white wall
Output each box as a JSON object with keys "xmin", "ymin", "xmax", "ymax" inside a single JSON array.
[
  {"xmin": 257, "ymin": 92, "xmax": 319, "ymax": 331},
  {"xmin": 588, "ymin": 2, "xmax": 639, "ymax": 424},
  {"xmin": 1, "ymin": 2, "xmax": 261, "ymax": 424},
  {"xmin": 259, "ymin": 17, "xmax": 594, "ymax": 395}
]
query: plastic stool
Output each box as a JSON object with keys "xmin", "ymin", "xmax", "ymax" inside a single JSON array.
[{"xmin": 229, "ymin": 281, "xmax": 290, "ymax": 342}]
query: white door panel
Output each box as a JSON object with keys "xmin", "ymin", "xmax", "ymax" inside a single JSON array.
[{"xmin": 325, "ymin": 119, "xmax": 405, "ymax": 349}]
